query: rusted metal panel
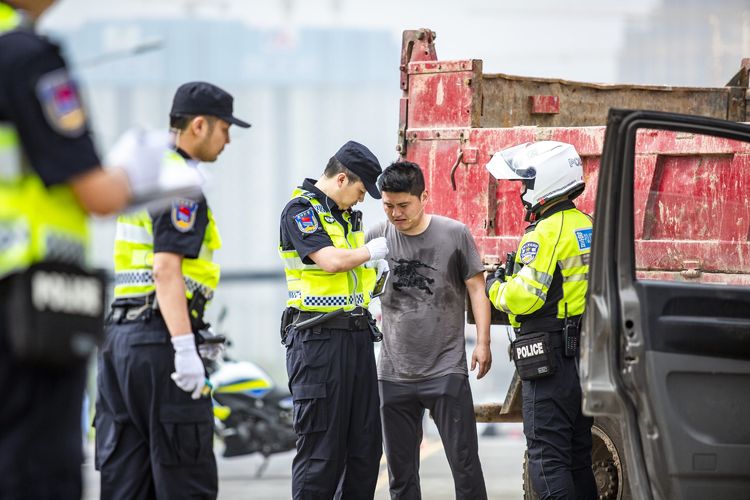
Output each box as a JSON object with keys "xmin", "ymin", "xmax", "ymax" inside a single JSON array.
[
  {"xmin": 406, "ymin": 125, "xmax": 750, "ymax": 283},
  {"xmin": 406, "ymin": 59, "xmax": 482, "ymax": 129},
  {"xmin": 529, "ymin": 95, "xmax": 560, "ymax": 114},
  {"xmin": 479, "ymin": 73, "xmax": 746, "ymax": 127},
  {"xmin": 399, "ymin": 28, "xmax": 437, "ymax": 92}
]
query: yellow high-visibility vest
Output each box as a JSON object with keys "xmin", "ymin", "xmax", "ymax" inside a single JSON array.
[
  {"xmin": 0, "ymin": 5, "xmax": 88, "ymax": 279},
  {"xmin": 279, "ymin": 188, "xmax": 376, "ymax": 312},
  {"xmin": 489, "ymin": 206, "xmax": 591, "ymax": 328},
  {"xmin": 112, "ymin": 151, "xmax": 221, "ymax": 301}
]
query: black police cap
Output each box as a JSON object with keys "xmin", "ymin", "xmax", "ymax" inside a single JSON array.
[
  {"xmin": 170, "ymin": 81, "xmax": 251, "ymax": 128},
  {"xmin": 334, "ymin": 141, "xmax": 382, "ymax": 199}
]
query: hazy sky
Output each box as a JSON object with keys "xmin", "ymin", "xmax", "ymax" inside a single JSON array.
[{"xmin": 41, "ymin": 0, "xmax": 660, "ymax": 84}]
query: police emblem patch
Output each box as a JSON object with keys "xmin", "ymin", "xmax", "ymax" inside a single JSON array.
[
  {"xmin": 575, "ymin": 228, "xmax": 593, "ymax": 250},
  {"xmin": 520, "ymin": 242, "xmax": 540, "ymax": 265},
  {"xmin": 294, "ymin": 208, "xmax": 319, "ymax": 234},
  {"xmin": 171, "ymin": 199, "xmax": 198, "ymax": 232},
  {"xmin": 36, "ymin": 69, "xmax": 86, "ymax": 138}
]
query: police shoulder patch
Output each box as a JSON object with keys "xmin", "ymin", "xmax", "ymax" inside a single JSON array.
[
  {"xmin": 171, "ymin": 199, "xmax": 199, "ymax": 232},
  {"xmin": 520, "ymin": 241, "xmax": 540, "ymax": 265},
  {"xmin": 294, "ymin": 207, "xmax": 319, "ymax": 234},
  {"xmin": 36, "ymin": 69, "xmax": 87, "ymax": 138},
  {"xmin": 574, "ymin": 228, "xmax": 593, "ymax": 250}
]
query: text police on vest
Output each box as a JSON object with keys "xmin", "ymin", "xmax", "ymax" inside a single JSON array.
[
  {"xmin": 517, "ymin": 341, "xmax": 545, "ymax": 359},
  {"xmin": 32, "ymin": 271, "xmax": 102, "ymax": 317}
]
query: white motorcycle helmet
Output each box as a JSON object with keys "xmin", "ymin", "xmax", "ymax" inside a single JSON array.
[{"xmin": 486, "ymin": 141, "xmax": 584, "ymax": 221}]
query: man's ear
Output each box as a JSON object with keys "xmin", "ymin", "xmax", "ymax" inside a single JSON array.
[
  {"xmin": 421, "ymin": 190, "xmax": 429, "ymax": 204},
  {"xmin": 337, "ymin": 172, "xmax": 348, "ymax": 187},
  {"xmin": 190, "ymin": 116, "xmax": 206, "ymax": 137}
]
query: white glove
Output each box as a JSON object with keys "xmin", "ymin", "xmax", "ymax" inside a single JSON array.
[
  {"xmin": 106, "ymin": 128, "xmax": 203, "ymax": 209},
  {"xmin": 365, "ymin": 237, "xmax": 389, "ymax": 261},
  {"xmin": 170, "ymin": 333, "xmax": 207, "ymax": 399},
  {"xmin": 375, "ymin": 258, "xmax": 390, "ymax": 281}
]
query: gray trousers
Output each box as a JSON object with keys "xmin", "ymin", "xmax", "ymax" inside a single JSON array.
[{"xmin": 379, "ymin": 374, "xmax": 487, "ymax": 500}]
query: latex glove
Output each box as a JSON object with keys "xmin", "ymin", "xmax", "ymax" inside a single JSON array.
[
  {"xmin": 198, "ymin": 342, "xmax": 225, "ymax": 361},
  {"xmin": 106, "ymin": 128, "xmax": 203, "ymax": 209},
  {"xmin": 365, "ymin": 237, "xmax": 388, "ymax": 261},
  {"xmin": 170, "ymin": 333, "xmax": 206, "ymax": 399},
  {"xmin": 374, "ymin": 258, "xmax": 390, "ymax": 281}
]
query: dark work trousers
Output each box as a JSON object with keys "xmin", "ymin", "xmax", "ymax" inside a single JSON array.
[
  {"xmin": 522, "ymin": 345, "xmax": 597, "ymax": 500},
  {"xmin": 0, "ymin": 286, "xmax": 86, "ymax": 500},
  {"xmin": 95, "ymin": 312, "xmax": 217, "ymax": 500},
  {"xmin": 285, "ymin": 325, "xmax": 382, "ymax": 500},
  {"xmin": 379, "ymin": 374, "xmax": 487, "ymax": 500}
]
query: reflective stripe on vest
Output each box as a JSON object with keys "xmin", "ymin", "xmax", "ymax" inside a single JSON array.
[
  {"xmin": 0, "ymin": 121, "xmax": 88, "ymax": 279},
  {"xmin": 112, "ymin": 151, "xmax": 222, "ymax": 300},
  {"xmin": 279, "ymin": 188, "xmax": 376, "ymax": 312}
]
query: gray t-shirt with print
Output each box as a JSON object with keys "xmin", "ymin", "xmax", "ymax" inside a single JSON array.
[{"xmin": 366, "ymin": 215, "xmax": 484, "ymax": 382}]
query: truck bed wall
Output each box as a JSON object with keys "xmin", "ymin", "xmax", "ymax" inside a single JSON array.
[{"xmin": 399, "ymin": 34, "xmax": 750, "ymax": 286}]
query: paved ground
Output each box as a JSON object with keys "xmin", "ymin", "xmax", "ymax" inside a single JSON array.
[{"xmin": 83, "ymin": 423, "xmax": 526, "ymax": 499}]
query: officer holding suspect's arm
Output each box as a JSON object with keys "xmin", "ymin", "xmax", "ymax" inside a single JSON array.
[
  {"xmin": 0, "ymin": 1, "xmax": 190, "ymax": 498},
  {"xmin": 485, "ymin": 141, "xmax": 597, "ymax": 500},
  {"xmin": 94, "ymin": 82, "xmax": 250, "ymax": 499},
  {"xmin": 278, "ymin": 141, "xmax": 386, "ymax": 500}
]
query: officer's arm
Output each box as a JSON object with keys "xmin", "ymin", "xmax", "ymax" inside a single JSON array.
[
  {"xmin": 153, "ymin": 252, "xmax": 192, "ymax": 336},
  {"xmin": 308, "ymin": 246, "xmax": 371, "ymax": 273},
  {"xmin": 69, "ymin": 166, "xmax": 132, "ymax": 215},
  {"xmin": 491, "ymin": 230, "xmax": 557, "ymax": 316}
]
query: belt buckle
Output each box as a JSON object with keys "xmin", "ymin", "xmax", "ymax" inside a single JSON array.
[
  {"xmin": 349, "ymin": 307, "xmax": 365, "ymax": 317},
  {"xmin": 125, "ymin": 303, "xmax": 150, "ymax": 321}
]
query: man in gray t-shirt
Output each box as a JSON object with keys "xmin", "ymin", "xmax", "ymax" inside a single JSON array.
[{"xmin": 366, "ymin": 161, "xmax": 491, "ymax": 500}]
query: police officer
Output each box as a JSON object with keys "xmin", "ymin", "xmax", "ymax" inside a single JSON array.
[
  {"xmin": 485, "ymin": 141, "xmax": 598, "ymax": 500},
  {"xmin": 0, "ymin": 1, "xmax": 185, "ymax": 498},
  {"xmin": 94, "ymin": 82, "xmax": 250, "ymax": 499},
  {"xmin": 279, "ymin": 141, "xmax": 388, "ymax": 500}
]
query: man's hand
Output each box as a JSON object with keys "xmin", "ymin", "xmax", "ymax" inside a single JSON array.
[
  {"xmin": 365, "ymin": 237, "xmax": 388, "ymax": 261},
  {"xmin": 170, "ymin": 333, "xmax": 207, "ymax": 399},
  {"xmin": 471, "ymin": 343, "xmax": 492, "ymax": 379}
]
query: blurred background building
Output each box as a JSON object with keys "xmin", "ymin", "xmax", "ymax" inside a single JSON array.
[{"xmin": 39, "ymin": 0, "xmax": 750, "ymax": 392}]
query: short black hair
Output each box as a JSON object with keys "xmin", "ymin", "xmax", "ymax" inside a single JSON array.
[
  {"xmin": 323, "ymin": 156, "xmax": 362, "ymax": 184},
  {"xmin": 169, "ymin": 114, "xmax": 217, "ymax": 132},
  {"xmin": 377, "ymin": 161, "xmax": 425, "ymax": 196}
]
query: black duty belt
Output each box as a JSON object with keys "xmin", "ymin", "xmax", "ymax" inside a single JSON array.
[
  {"xmin": 108, "ymin": 295, "xmax": 158, "ymax": 323},
  {"xmin": 518, "ymin": 330, "xmax": 564, "ymax": 348},
  {"xmin": 293, "ymin": 307, "xmax": 370, "ymax": 331}
]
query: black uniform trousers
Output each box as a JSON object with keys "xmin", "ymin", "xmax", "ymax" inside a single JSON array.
[
  {"xmin": 285, "ymin": 325, "xmax": 382, "ymax": 500},
  {"xmin": 379, "ymin": 374, "xmax": 487, "ymax": 500},
  {"xmin": 522, "ymin": 343, "xmax": 597, "ymax": 500},
  {"xmin": 0, "ymin": 285, "xmax": 86, "ymax": 500},
  {"xmin": 95, "ymin": 312, "xmax": 217, "ymax": 500}
]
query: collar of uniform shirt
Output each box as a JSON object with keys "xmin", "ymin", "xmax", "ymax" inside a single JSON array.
[
  {"xmin": 538, "ymin": 199, "xmax": 575, "ymax": 220},
  {"xmin": 174, "ymin": 147, "xmax": 193, "ymax": 161},
  {"xmin": 301, "ymin": 178, "xmax": 346, "ymax": 215}
]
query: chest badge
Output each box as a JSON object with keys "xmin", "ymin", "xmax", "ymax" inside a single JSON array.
[
  {"xmin": 294, "ymin": 208, "xmax": 319, "ymax": 234},
  {"xmin": 171, "ymin": 199, "xmax": 198, "ymax": 232}
]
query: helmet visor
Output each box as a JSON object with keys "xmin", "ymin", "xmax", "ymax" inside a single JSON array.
[{"xmin": 486, "ymin": 143, "xmax": 538, "ymax": 181}]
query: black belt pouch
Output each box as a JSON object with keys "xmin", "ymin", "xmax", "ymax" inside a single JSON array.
[
  {"xmin": 4, "ymin": 262, "xmax": 106, "ymax": 367},
  {"xmin": 512, "ymin": 331, "xmax": 556, "ymax": 381}
]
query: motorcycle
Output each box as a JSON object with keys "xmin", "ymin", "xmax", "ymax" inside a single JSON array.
[{"xmin": 203, "ymin": 314, "xmax": 297, "ymax": 477}]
